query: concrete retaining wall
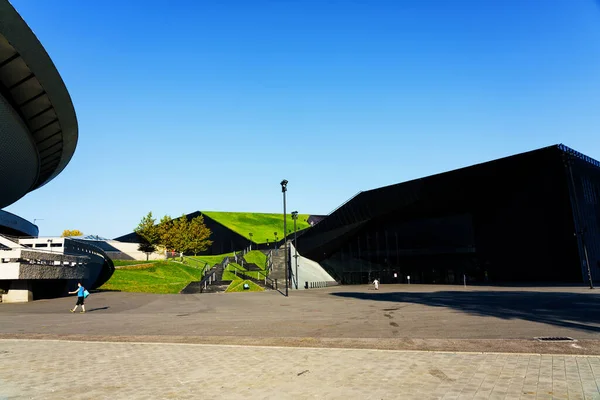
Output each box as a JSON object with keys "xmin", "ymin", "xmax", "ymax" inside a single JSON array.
[{"xmin": 289, "ymin": 243, "xmax": 336, "ymax": 289}]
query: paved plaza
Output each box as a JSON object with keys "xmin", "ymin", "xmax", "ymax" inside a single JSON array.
[
  {"xmin": 1, "ymin": 339, "xmax": 600, "ymax": 399},
  {"xmin": 1, "ymin": 285, "xmax": 599, "ymax": 354}
]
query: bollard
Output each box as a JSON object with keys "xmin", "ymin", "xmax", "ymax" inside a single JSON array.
[{"xmin": 463, "ymin": 274, "xmax": 466, "ymax": 288}]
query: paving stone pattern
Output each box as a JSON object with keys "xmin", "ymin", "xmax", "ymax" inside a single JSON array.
[{"xmin": 1, "ymin": 339, "xmax": 600, "ymax": 399}]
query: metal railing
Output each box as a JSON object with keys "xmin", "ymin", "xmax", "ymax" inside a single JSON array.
[
  {"xmin": 198, "ymin": 267, "xmax": 218, "ymax": 292},
  {"xmin": 224, "ymin": 261, "xmax": 276, "ymax": 290},
  {"xmin": 306, "ymin": 281, "xmax": 339, "ymax": 289}
]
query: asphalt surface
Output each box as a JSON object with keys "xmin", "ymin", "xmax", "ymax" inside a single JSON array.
[{"xmin": 1, "ymin": 284, "xmax": 599, "ymax": 354}]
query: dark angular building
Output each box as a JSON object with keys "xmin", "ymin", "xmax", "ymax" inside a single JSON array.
[
  {"xmin": 297, "ymin": 145, "xmax": 600, "ymax": 286},
  {"xmin": 115, "ymin": 212, "xmax": 265, "ymax": 255}
]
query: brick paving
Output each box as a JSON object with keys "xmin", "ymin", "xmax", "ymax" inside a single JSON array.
[
  {"xmin": 1, "ymin": 339, "xmax": 600, "ymax": 399},
  {"xmin": 2, "ymin": 285, "xmax": 600, "ymax": 398}
]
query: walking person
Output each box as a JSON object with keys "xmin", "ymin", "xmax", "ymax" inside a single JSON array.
[
  {"xmin": 69, "ymin": 282, "xmax": 87, "ymax": 313},
  {"xmin": 373, "ymin": 278, "xmax": 379, "ymax": 290}
]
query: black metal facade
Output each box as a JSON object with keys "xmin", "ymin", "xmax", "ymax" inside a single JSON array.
[{"xmin": 298, "ymin": 145, "xmax": 600, "ymax": 285}]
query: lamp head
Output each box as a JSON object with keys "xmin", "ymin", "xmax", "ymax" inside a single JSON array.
[
  {"xmin": 291, "ymin": 211, "xmax": 298, "ymax": 219},
  {"xmin": 280, "ymin": 179, "xmax": 288, "ymax": 192}
]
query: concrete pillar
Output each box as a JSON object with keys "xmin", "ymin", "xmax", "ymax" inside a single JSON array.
[{"xmin": 1, "ymin": 280, "xmax": 33, "ymax": 303}]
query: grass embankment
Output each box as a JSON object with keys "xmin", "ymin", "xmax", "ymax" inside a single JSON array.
[
  {"xmin": 244, "ymin": 250, "xmax": 267, "ymax": 269},
  {"xmin": 99, "ymin": 260, "xmax": 203, "ymax": 294},
  {"xmin": 113, "ymin": 260, "xmax": 156, "ymax": 267},
  {"xmin": 202, "ymin": 211, "xmax": 312, "ymax": 243},
  {"xmin": 221, "ymin": 251, "xmax": 269, "ymax": 281},
  {"xmin": 185, "ymin": 254, "xmax": 227, "ymax": 269},
  {"xmin": 222, "ymin": 263, "xmax": 250, "ymax": 281},
  {"xmin": 225, "ymin": 280, "xmax": 264, "ymax": 293},
  {"xmin": 102, "ymin": 251, "xmax": 267, "ymax": 294}
]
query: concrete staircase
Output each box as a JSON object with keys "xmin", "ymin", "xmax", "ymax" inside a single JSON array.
[
  {"xmin": 268, "ymin": 245, "xmax": 288, "ymax": 282},
  {"xmin": 244, "ymin": 262, "xmax": 261, "ymax": 272},
  {"xmin": 182, "ymin": 253, "xmax": 277, "ymax": 294},
  {"xmin": 180, "ymin": 263, "xmax": 232, "ymax": 294},
  {"xmin": 200, "ymin": 281, "xmax": 231, "ymax": 293}
]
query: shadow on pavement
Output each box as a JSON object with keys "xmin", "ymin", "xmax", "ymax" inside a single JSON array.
[
  {"xmin": 331, "ymin": 291, "xmax": 600, "ymax": 333},
  {"xmin": 87, "ymin": 307, "xmax": 110, "ymax": 313}
]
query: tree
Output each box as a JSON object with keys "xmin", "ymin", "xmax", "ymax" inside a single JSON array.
[
  {"xmin": 156, "ymin": 215, "xmax": 174, "ymax": 255},
  {"xmin": 137, "ymin": 241, "xmax": 156, "ymax": 260},
  {"xmin": 62, "ymin": 229, "xmax": 83, "ymax": 237},
  {"xmin": 170, "ymin": 214, "xmax": 190, "ymax": 261},
  {"xmin": 134, "ymin": 212, "xmax": 159, "ymax": 260},
  {"xmin": 135, "ymin": 212, "xmax": 212, "ymax": 261},
  {"xmin": 187, "ymin": 215, "xmax": 213, "ymax": 255}
]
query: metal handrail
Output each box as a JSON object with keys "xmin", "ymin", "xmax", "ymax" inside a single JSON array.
[
  {"xmin": 225, "ymin": 261, "xmax": 276, "ymax": 289},
  {"xmin": 198, "ymin": 267, "xmax": 218, "ymax": 292}
]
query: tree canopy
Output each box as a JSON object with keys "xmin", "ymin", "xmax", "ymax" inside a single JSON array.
[
  {"xmin": 134, "ymin": 212, "xmax": 213, "ymax": 259},
  {"xmin": 61, "ymin": 229, "xmax": 83, "ymax": 237}
]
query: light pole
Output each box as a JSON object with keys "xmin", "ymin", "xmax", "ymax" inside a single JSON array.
[
  {"xmin": 280, "ymin": 179, "xmax": 288, "ymax": 297},
  {"xmin": 249, "ymin": 233, "xmax": 253, "ymax": 251},
  {"xmin": 33, "ymin": 219, "xmax": 43, "ymax": 237},
  {"xmin": 292, "ymin": 211, "xmax": 299, "ymax": 289}
]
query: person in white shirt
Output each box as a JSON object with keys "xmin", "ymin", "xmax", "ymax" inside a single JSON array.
[{"xmin": 373, "ymin": 279, "xmax": 379, "ymax": 290}]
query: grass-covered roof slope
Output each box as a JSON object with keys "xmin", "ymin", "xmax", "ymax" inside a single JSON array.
[{"xmin": 202, "ymin": 211, "xmax": 312, "ymax": 243}]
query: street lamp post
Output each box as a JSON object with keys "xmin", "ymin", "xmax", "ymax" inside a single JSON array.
[
  {"xmin": 292, "ymin": 211, "xmax": 299, "ymax": 289},
  {"xmin": 280, "ymin": 179, "xmax": 289, "ymax": 297},
  {"xmin": 249, "ymin": 233, "xmax": 253, "ymax": 251}
]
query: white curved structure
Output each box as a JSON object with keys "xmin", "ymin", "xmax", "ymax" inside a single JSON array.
[
  {"xmin": 0, "ymin": 1, "xmax": 114, "ymax": 302},
  {"xmin": 0, "ymin": 0, "xmax": 77, "ymax": 209}
]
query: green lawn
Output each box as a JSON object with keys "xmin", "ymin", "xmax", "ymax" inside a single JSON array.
[
  {"xmin": 99, "ymin": 261, "xmax": 202, "ymax": 294},
  {"xmin": 185, "ymin": 254, "xmax": 228, "ymax": 270},
  {"xmin": 225, "ymin": 280, "xmax": 264, "ymax": 293},
  {"xmin": 187, "ymin": 254, "xmax": 229, "ymax": 267},
  {"xmin": 222, "ymin": 262, "xmax": 244, "ymax": 281},
  {"xmin": 113, "ymin": 260, "xmax": 157, "ymax": 267},
  {"xmin": 202, "ymin": 211, "xmax": 312, "ymax": 243},
  {"xmin": 222, "ymin": 261, "xmax": 268, "ymax": 281},
  {"xmin": 243, "ymin": 250, "xmax": 267, "ymax": 269}
]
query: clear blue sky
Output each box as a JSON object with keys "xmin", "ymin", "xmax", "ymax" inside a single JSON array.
[{"xmin": 5, "ymin": 0, "xmax": 600, "ymax": 238}]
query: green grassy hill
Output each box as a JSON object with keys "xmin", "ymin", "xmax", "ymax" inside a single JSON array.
[
  {"xmin": 225, "ymin": 280, "xmax": 264, "ymax": 293},
  {"xmin": 202, "ymin": 211, "xmax": 312, "ymax": 243},
  {"xmin": 100, "ymin": 261, "xmax": 202, "ymax": 294},
  {"xmin": 101, "ymin": 251, "xmax": 270, "ymax": 294},
  {"xmin": 185, "ymin": 254, "xmax": 229, "ymax": 268}
]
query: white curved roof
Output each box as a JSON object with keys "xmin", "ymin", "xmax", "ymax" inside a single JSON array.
[{"xmin": 0, "ymin": 0, "xmax": 78, "ymax": 208}]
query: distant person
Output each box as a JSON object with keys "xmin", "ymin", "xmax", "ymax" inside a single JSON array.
[
  {"xmin": 69, "ymin": 282, "xmax": 86, "ymax": 313},
  {"xmin": 373, "ymin": 279, "xmax": 379, "ymax": 290}
]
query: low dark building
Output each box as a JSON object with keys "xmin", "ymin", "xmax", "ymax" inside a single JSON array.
[
  {"xmin": 297, "ymin": 145, "xmax": 600, "ymax": 286},
  {"xmin": 115, "ymin": 212, "xmax": 252, "ymax": 255}
]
